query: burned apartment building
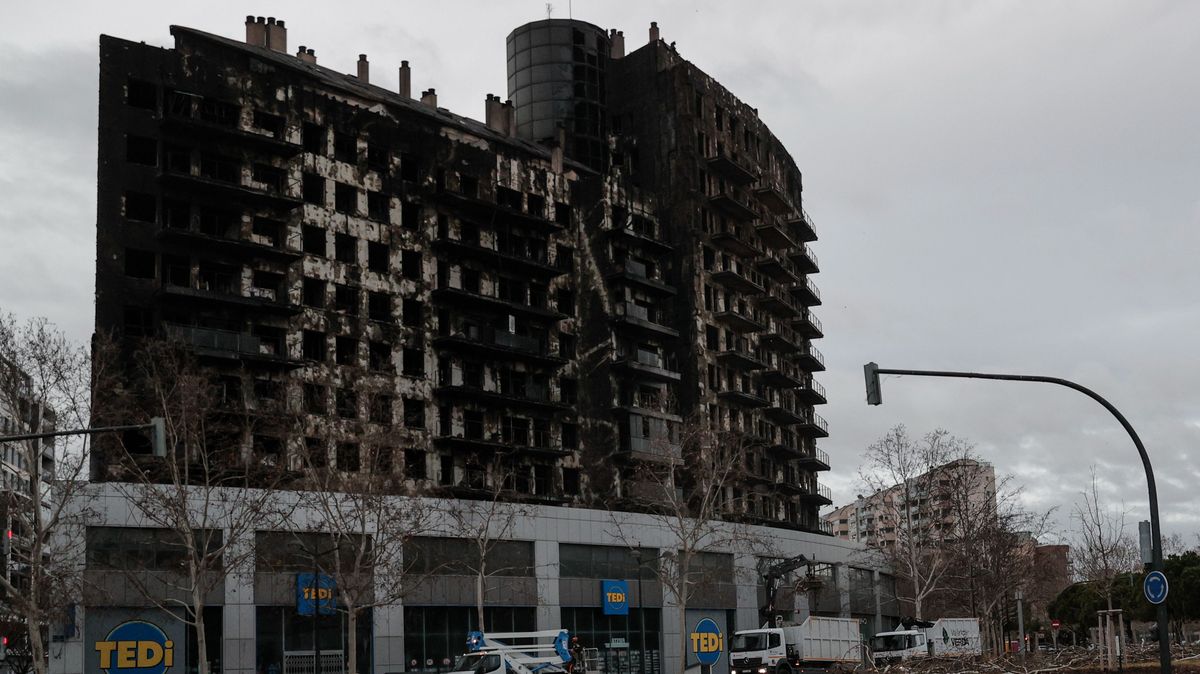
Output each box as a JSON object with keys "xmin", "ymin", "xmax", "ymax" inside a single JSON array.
[{"xmin": 93, "ymin": 16, "xmax": 829, "ymax": 531}]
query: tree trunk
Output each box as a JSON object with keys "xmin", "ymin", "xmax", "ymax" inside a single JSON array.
[
  {"xmin": 29, "ymin": 617, "xmax": 47, "ymax": 674},
  {"xmin": 677, "ymin": 601, "xmax": 688, "ymax": 674},
  {"xmin": 476, "ymin": 569, "xmax": 486, "ymax": 633},
  {"xmin": 194, "ymin": 587, "xmax": 210, "ymax": 674},
  {"xmin": 348, "ymin": 608, "xmax": 359, "ymax": 674}
]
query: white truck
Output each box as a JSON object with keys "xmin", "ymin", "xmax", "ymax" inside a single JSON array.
[
  {"xmin": 730, "ymin": 617, "xmax": 863, "ymax": 674},
  {"xmin": 451, "ymin": 629, "xmax": 575, "ymax": 674},
  {"xmin": 870, "ymin": 618, "xmax": 981, "ymax": 665}
]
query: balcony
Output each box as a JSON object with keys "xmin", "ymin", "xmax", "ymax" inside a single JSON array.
[
  {"xmin": 710, "ymin": 267, "xmax": 764, "ymax": 295},
  {"xmin": 795, "ymin": 412, "xmax": 829, "ymax": 438},
  {"xmin": 793, "ymin": 310, "xmax": 823, "ymax": 339},
  {"xmin": 798, "ymin": 482, "xmax": 833, "ymax": 505},
  {"xmin": 620, "ymin": 433, "xmax": 683, "ymax": 465},
  {"xmin": 713, "ymin": 307, "xmax": 766, "ymax": 333},
  {"xmin": 609, "ymin": 222, "xmax": 673, "ymax": 254},
  {"xmin": 767, "ymin": 441, "xmax": 803, "ymax": 459},
  {"xmin": 607, "ymin": 260, "xmax": 676, "ymax": 296},
  {"xmin": 158, "ymin": 170, "xmax": 303, "ymax": 211},
  {"xmin": 796, "ymin": 344, "xmax": 826, "ymax": 372},
  {"xmin": 433, "ymin": 236, "xmax": 565, "ymax": 278},
  {"xmin": 759, "ymin": 324, "xmax": 802, "ymax": 353},
  {"xmin": 708, "ymin": 192, "xmax": 758, "ymax": 222},
  {"xmin": 434, "ymin": 189, "xmax": 563, "ymax": 233},
  {"xmin": 705, "ymin": 152, "xmax": 757, "ymax": 185},
  {"xmin": 164, "ymin": 324, "xmax": 300, "ymax": 369},
  {"xmin": 763, "ymin": 399, "xmax": 807, "ymax": 425},
  {"xmin": 613, "ymin": 349, "xmax": 682, "ymax": 383},
  {"xmin": 797, "ymin": 447, "xmax": 831, "ymax": 472},
  {"xmin": 161, "ymin": 114, "xmax": 303, "ymax": 157},
  {"xmin": 758, "ymin": 365, "xmax": 803, "ymax": 389},
  {"xmin": 611, "ymin": 302, "xmax": 679, "ymax": 339},
  {"xmin": 433, "ymin": 384, "xmax": 569, "ymax": 413},
  {"xmin": 790, "ymin": 245, "xmax": 819, "ymax": 274},
  {"xmin": 790, "ymin": 278, "xmax": 821, "ymax": 307},
  {"xmin": 432, "ymin": 287, "xmax": 566, "ymax": 321},
  {"xmin": 158, "ymin": 227, "xmax": 302, "ymax": 263},
  {"xmin": 159, "ymin": 284, "xmax": 301, "ymax": 316},
  {"xmin": 433, "ymin": 433, "xmax": 569, "ymax": 458},
  {"xmin": 786, "ymin": 210, "xmax": 817, "ymax": 243},
  {"xmin": 795, "ymin": 377, "xmax": 827, "ymax": 405},
  {"xmin": 755, "ymin": 253, "xmax": 800, "ymax": 285},
  {"xmin": 753, "ymin": 183, "xmax": 794, "ymax": 215},
  {"xmin": 755, "ymin": 289, "xmax": 801, "ymax": 320},
  {"xmin": 716, "ymin": 348, "xmax": 766, "ymax": 371},
  {"xmin": 433, "ymin": 329, "xmax": 566, "ymax": 368},
  {"xmin": 709, "ymin": 230, "xmax": 759, "ymax": 259},
  {"xmin": 716, "ymin": 389, "xmax": 769, "ymax": 408}
]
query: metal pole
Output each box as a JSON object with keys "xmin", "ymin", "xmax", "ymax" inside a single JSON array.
[
  {"xmin": 636, "ymin": 551, "xmax": 648, "ymax": 674},
  {"xmin": 870, "ymin": 366, "xmax": 1172, "ymax": 674},
  {"xmin": 313, "ymin": 552, "xmax": 322, "ymax": 674},
  {"xmin": 1016, "ymin": 591, "xmax": 1025, "ymax": 661}
]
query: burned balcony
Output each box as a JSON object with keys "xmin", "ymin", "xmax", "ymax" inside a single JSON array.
[
  {"xmin": 611, "ymin": 302, "xmax": 680, "ymax": 339},
  {"xmin": 433, "ymin": 329, "xmax": 566, "ymax": 368},
  {"xmin": 713, "ymin": 306, "xmax": 766, "ymax": 333},
  {"xmin": 795, "ymin": 411, "xmax": 829, "ymax": 438},
  {"xmin": 767, "ymin": 440, "xmax": 803, "ymax": 459},
  {"xmin": 758, "ymin": 363, "xmax": 803, "ymax": 389},
  {"xmin": 160, "ymin": 267, "xmax": 300, "ymax": 316},
  {"xmin": 755, "ymin": 253, "xmax": 800, "ymax": 285},
  {"xmin": 763, "ymin": 397, "xmax": 806, "ymax": 425},
  {"xmin": 705, "ymin": 151, "xmax": 757, "ymax": 185},
  {"xmin": 753, "ymin": 182, "xmax": 794, "ymax": 215},
  {"xmin": 797, "ymin": 447, "xmax": 831, "ymax": 472},
  {"xmin": 786, "ymin": 210, "xmax": 818, "ymax": 243},
  {"xmin": 709, "ymin": 228, "xmax": 760, "ymax": 259},
  {"xmin": 793, "ymin": 310, "xmax": 824, "ymax": 339},
  {"xmin": 797, "ymin": 481, "xmax": 833, "ymax": 505},
  {"xmin": 613, "ymin": 348, "xmax": 682, "ymax": 383},
  {"xmin": 716, "ymin": 347, "xmax": 766, "ymax": 371},
  {"xmin": 708, "ymin": 190, "xmax": 758, "ymax": 222},
  {"xmin": 615, "ymin": 408, "xmax": 683, "ymax": 465},
  {"xmin": 164, "ymin": 324, "xmax": 300, "ymax": 369},
  {"xmin": 158, "ymin": 226, "xmax": 301, "ymax": 264},
  {"xmin": 795, "ymin": 377, "xmax": 828, "ymax": 405},
  {"xmin": 432, "ymin": 287, "xmax": 567, "ymax": 322},
  {"xmin": 759, "ymin": 323, "xmax": 802, "ymax": 354},
  {"xmin": 161, "ymin": 114, "xmax": 302, "ymax": 157},
  {"xmin": 607, "ymin": 259, "xmax": 676, "ymax": 296},
  {"xmin": 433, "ymin": 383, "xmax": 569, "ymax": 413},
  {"xmin": 434, "ymin": 187, "xmax": 563, "ymax": 233},
  {"xmin": 755, "ymin": 288, "xmax": 801, "ymax": 320},
  {"xmin": 795, "ymin": 344, "xmax": 826, "ymax": 372},
  {"xmin": 433, "ymin": 235, "xmax": 565, "ymax": 279},
  {"xmin": 433, "ymin": 433, "xmax": 568, "ymax": 459},
  {"xmin": 609, "ymin": 219, "xmax": 673, "ymax": 254},
  {"xmin": 158, "ymin": 169, "xmax": 303, "ymax": 211},
  {"xmin": 716, "ymin": 388, "xmax": 769, "ymax": 409},
  {"xmin": 790, "ymin": 277, "xmax": 822, "ymax": 307},
  {"xmin": 790, "ymin": 244, "xmax": 819, "ymax": 275},
  {"xmin": 711, "ymin": 263, "xmax": 765, "ymax": 295}
]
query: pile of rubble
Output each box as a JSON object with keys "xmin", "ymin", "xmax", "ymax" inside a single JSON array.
[{"xmin": 860, "ymin": 643, "xmax": 1200, "ymax": 673}]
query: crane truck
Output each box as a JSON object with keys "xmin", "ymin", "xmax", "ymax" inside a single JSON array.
[
  {"xmin": 450, "ymin": 629, "xmax": 575, "ymax": 674},
  {"xmin": 870, "ymin": 618, "xmax": 981, "ymax": 665}
]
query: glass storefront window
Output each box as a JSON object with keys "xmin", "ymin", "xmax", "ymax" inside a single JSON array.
[
  {"xmin": 403, "ymin": 606, "xmax": 536, "ymax": 673},
  {"xmin": 561, "ymin": 607, "xmax": 661, "ymax": 674},
  {"xmin": 255, "ymin": 606, "xmax": 371, "ymax": 674}
]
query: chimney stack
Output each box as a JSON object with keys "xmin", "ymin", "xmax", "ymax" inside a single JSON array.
[
  {"xmin": 421, "ymin": 88, "xmax": 438, "ymax": 108},
  {"xmin": 296, "ymin": 47, "xmax": 316, "ymax": 64},
  {"xmin": 610, "ymin": 29, "xmax": 625, "ymax": 58},
  {"xmin": 357, "ymin": 54, "xmax": 370, "ymax": 83},
  {"xmin": 504, "ymin": 99, "xmax": 516, "ymax": 137},
  {"xmin": 398, "ymin": 61, "xmax": 412, "ymax": 98},
  {"xmin": 265, "ymin": 17, "xmax": 287, "ymax": 53},
  {"xmin": 551, "ymin": 125, "xmax": 566, "ymax": 174},
  {"xmin": 485, "ymin": 94, "xmax": 507, "ymax": 133},
  {"xmin": 246, "ymin": 16, "xmax": 267, "ymax": 47},
  {"xmin": 649, "ymin": 21, "xmax": 659, "ymax": 44}
]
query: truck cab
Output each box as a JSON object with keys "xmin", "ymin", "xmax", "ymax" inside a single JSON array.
[
  {"xmin": 870, "ymin": 630, "xmax": 928, "ymax": 665},
  {"xmin": 730, "ymin": 629, "xmax": 786, "ymax": 674}
]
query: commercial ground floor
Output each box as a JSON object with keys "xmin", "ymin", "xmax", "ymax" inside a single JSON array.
[{"xmin": 50, "ymin": 484, "xmax": 897, "ymax": 674}]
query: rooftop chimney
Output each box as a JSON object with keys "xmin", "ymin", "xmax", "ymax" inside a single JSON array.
[
  {"xmin": 421, "ymin": 88, "xmax": 437, "ymax": 108},
  {"xmin": 296, "ymin": 47, "xmax": 316, "ymax": 64},
  {"xmin": 649, "ymin": 21, "xmax": 659, "ymax": 44},
  {"xmin": 246, "ymin": 16, "xmax": 267, "ymax": 47},
  {"xmin": 610, "ymin": 29, "xmax": 625, "ymax": 59},
  {"xmin": 551, "ymin": 125, "xmax": 566, "ymax": 174},
  {"xmin": 485, "ymin": 94, "xmax": 507, "ymax": 133},
  {"xmin": 398, "ymin": 61, "xmax": 412, "ymax": 98},
  {"xmin": 357, "ymin": 54, "xmax": 370, "ymax": 83},
  {"xmin": 265, "ymin": 17, "xmax": 287, "ymax": 53},
  {"xmin": 503, "ymin": 99, "xmax": 516, "ymax": 137}
]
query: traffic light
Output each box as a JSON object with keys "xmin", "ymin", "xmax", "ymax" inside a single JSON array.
[
  {"xmin": 1, "ymin": 634, "xmax": 7, "ymax": 661},
  {"xmin": 864, "ymin": 362, "xmax": 883, "ymax": 405},
  {"xmin": 1, "ymin": 528, "xmax": 11, "ymax": 555},
  {"xmin": 149, "ymin": 417, "xmax": 167, "ymax": 457}
]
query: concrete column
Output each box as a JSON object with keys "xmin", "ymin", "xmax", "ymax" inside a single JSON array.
[
  {"xmin": 872, "ymin": 570, "xmax": 883, "ymax": 634},
  {"xmin": 534, "ymin": 540, "xmax": 561, "ymax": 630},
  {"xmin": 224, "ymin": 527, "xmax": 257, "ymax": 674},
  {"xmin": 733, "ymin": 553, "xmax": 760, "ymax": 631},
  {"xmin": 660, "ymin": 592, "xmax": 683, "ymax": 674},
  {"xmin": 374, "ymin": 604, "xmax": 406, "ymax": 674},
  {"xmin": 833, "ymin": 563, "xmax": 851, "ymax": 619},
  {"xmin": 793, "ymin": 589, "xmax": 811, "ymax": 622}
]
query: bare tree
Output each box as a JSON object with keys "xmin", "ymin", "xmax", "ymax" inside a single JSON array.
[
  {"xmin": 94, "ymin": 336, "xmax": 295, "ymax": 674},
  {"xmin": 291, "ymin": 449, "xmax": 436, "ymax": 674},
  {"xmin": 0, "ymin": 312, "xmax": 95, "ymax": 674},
  {"xmin": 610, "ymin": 420, "xmax": 767, "ymax": 674},
  {"xmin": 1070, "ymin": 467, "xmax": 1140, "ymax": 610}
]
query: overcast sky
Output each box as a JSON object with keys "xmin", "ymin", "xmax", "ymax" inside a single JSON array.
[{"xmin": 2, "ymin": 1, "xmax": 1197, "ymax": 541}]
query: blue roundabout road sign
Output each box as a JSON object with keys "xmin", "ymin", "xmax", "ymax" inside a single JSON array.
[{"xmin": 1143, "ymin": 570, "xmax": 1168, "ymax": 605}]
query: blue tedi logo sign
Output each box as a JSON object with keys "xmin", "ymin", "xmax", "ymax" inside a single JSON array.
[
  {"xmin": 94, "ymin": 621, "xmax": 174, "ymax": 674},
  {"xmin": 690, "ymin": 618, "xmax": 723, "ymax": 666},
  {"xmin": 601, "ymin": 580, "xmax": 629, "ymax": 615}
]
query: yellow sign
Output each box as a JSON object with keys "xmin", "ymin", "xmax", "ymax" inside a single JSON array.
[
  {"xmin": 95, "ymin": 621, "xmax": 174, "ymax": 674},
  {"xmin": 690, "ymin": 631, "xmax": 723, "ymax": 653}
]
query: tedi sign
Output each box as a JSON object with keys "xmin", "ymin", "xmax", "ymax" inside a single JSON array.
[{"xmin": 94, "ymin": 621, "xmax": 175, "ymax": 674}]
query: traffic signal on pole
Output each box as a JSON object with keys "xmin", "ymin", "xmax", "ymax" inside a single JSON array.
[
  {"xmin": 864, "ymin": 362, "xmax": 883, "ymax": 405},
  {"xmin": 1, "ymin": 634, "xmax": 7, "ymax": 660},
  {"xmin": 149, "ymin": 417, "xmax": 167, "ymax": 457},
  {"xmin": 1, "ymin": 528, "xmax": 10, "ymax": 555}
]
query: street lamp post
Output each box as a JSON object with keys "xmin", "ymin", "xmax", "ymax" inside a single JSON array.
[{"xmin": 863, "ymin": 363, "xmax": 1170, "ymax": 674}]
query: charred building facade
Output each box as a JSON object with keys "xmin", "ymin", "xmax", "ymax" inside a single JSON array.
[{"xmin": 94, "ymin": 17, "xmax": 828, "ymax": 529}]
